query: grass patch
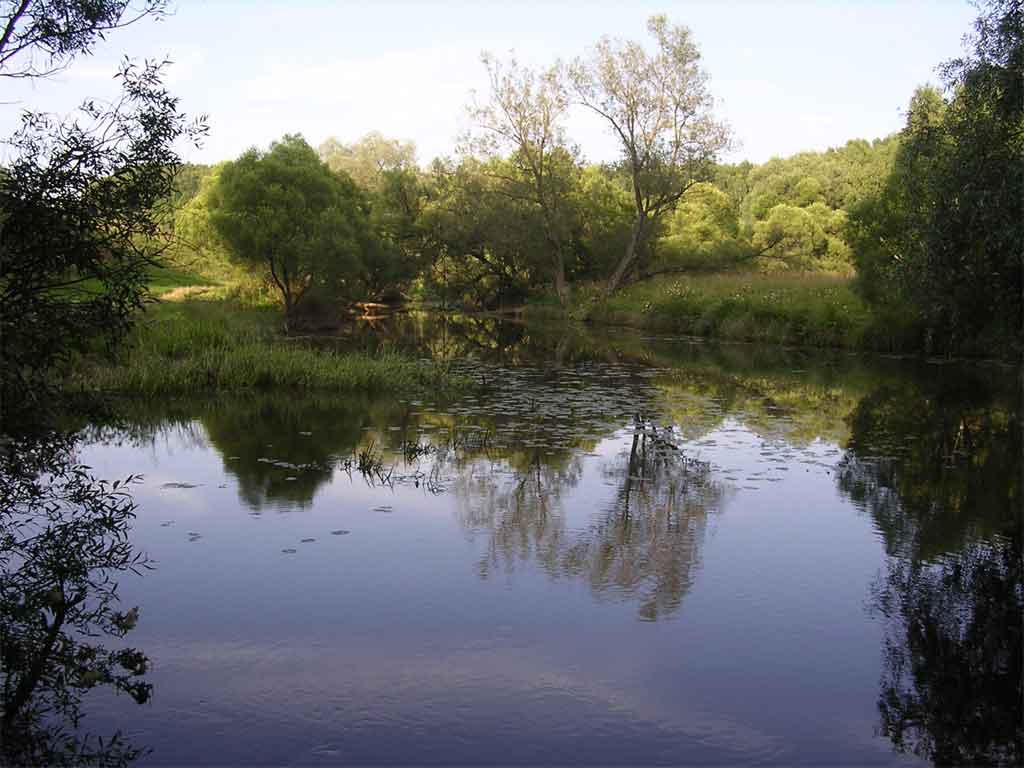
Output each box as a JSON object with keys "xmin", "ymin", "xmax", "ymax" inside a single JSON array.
[
  {"xmin": 578, "ymin": 272, "xmax": 923, "ymax": 353},
  {"xmin": 79, "ymin": 290, "xmax": 467, "ymax": 396},
  {"xmin": 146, "ymin": 263, "xmax": 216, "ymax": 296}
]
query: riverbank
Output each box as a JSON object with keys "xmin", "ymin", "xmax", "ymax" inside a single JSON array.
[
  {"xmin": 77, "ymin": 279, "xmax": 467, "ymax": 396},
  {"xmin": 527, "ymin": 273, "xmax": 1014, "ymax": 359}
]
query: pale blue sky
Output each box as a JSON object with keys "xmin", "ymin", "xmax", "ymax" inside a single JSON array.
[{"xmin": 2, "ymin": 0, "xmax": 977, "ymax": 165}]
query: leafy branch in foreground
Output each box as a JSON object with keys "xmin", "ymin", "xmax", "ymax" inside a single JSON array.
[
  {"xmin": 0, "ymin": 434, "xmax": 152, "ymax": 766},
  {"xmin": 0, "ymin": 0, "xmax": 169, "ymax": 80},
  {"xmin": 0, "ymin": 57, "xmax": 207, "ymax": 429}
]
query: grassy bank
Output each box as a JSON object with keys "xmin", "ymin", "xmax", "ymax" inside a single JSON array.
[
  {"xmin": 530, "ymin": 273, "xmax": 927, "ymax": 354},
  {"xmin": 78, "ymin": 280, "xmax": 466, "ymax": 397}
]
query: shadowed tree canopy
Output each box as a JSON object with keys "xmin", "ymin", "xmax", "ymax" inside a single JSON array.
[
  {"xmin": 848, "ymin": 0, "xmax": 1023, "ymax": 353},
  {"xmin": 205, "ymin": 134, "xmax": 372, "ymax": 328},
  {"xmin": 317, "ymin": 133, "xmax": 428, "ymax": 300},
  {"xmin": 0, "ymin": 0, "xmax": 168, "ymax": 79},
  {"xmin": 0, "ymin": 1, "xmax": 205, "ymax": 431},
  {"xmin": 468, "ymin": 54, "xmax": 580, "ymax": 304}
]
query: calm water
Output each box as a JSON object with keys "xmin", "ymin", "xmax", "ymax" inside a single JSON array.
[{"xmin": 58, "ymin": 317, "xmax": 1024, "ymax": 763}]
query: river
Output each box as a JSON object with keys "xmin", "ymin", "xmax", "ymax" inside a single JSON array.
[{"xmin": 36, "ymin": 315, "xmax": 1024, "ymax": 764}]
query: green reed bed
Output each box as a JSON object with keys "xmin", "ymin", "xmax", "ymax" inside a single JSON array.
[
  {"xmin": 580, "ymin": 272, "xmax": 921, "ymax": 352},
  {"xmin": 82, "ymin": 296, "xmax": 466, "ymax": 396}
]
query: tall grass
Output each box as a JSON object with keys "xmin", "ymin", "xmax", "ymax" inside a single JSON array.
[
  {"xmin": 80, "ymin": 292, "xmax": 466, "ymax": 396},
  {"xmin": 573, "ymin": 272, "xmax": 923, "ymax": 353}
]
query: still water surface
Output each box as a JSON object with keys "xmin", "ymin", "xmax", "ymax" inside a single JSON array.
[{"xmin": 74, "ymin": 316, "xmax": 1021, "ymax": 764}]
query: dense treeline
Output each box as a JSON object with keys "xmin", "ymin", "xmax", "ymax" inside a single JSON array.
[
  {"xmin": 849, "ymin": 0, "xmax": 1023, "ymax": 352},
  {"xmin": 166, "ymin": 1, "xmax": 1019, "ymax": 356},
  {"xmin": 171, "ymin": 135, "xmax": 896, "ymax": 310}
]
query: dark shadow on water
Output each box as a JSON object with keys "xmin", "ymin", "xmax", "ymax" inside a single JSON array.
[{"xmin": 838, "ymin": 371, "xmax": 1023, "ymax": 764}]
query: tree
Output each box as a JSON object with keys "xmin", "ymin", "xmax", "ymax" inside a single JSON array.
[
  {"xmin": 1, "ymin": 5, "xmax": 190, "ymax": 761},
  {"xmin": 318, "ymin": 133, "xmax": 428, "ymax": 300},
  {"xmin": 848, "ymin": 0, "xmax": 1023, "ymax": 353},
  {"xmin": 418, "ymin": 156, "xmax": 543, "ymax": 308},
  {"xmin": 573, "ymin": 164, "xmax": 634, "ymax": 282},
  {"xmin": 0, "ymin": 437, "xmax": 152, "ymax": 766},
  {"xmin": 318, "ymin": 131, "xmax": 417, "ymax": 192},
  {"xmin": 467, "ymin": 54, "xmax": 580, "ymax": 304},
  {"xmin": 0, "ymin": 14, "xmax": 205, "ymax": 430},
  {"xmin": 205, "ymin": 135, "xmax": 372, "ymax": 329},
  {"xmin": 571, "ymin": 15, "xmax": 729, "ymax": 294},
  {"xmin": 0, "ymin": 0, "xmax": 168, "ymax": 79}
]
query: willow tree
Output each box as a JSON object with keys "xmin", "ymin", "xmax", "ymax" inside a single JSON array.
[
  {"xmin": 572, "ymin": 15, "xmax": 729, "ymax": 294},
  {"xmin": 468, "ymin": 54, "xmax": 579, "ymax": 304},
  {"xmin": 318, "ymin": 132, "xmax": 417, "ymax": 192},
  {"xmin": 206, "ymin": 135, "xmax": 370, "ymax": 329}
]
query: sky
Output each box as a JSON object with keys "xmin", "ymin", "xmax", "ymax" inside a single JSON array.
[{"xmin": 1, "ymin": 0, "xmax": 978, "ymax": 167}]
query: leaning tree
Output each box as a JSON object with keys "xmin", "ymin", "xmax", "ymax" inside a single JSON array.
[{"xmin": 571, "ymin": 15, "xmax": 730, "ymax": 294}]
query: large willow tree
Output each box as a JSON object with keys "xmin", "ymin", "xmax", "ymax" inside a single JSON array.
[
  {"xmin": 571, "ymin": 15, "xmax": 730, "ymax": 294},
  {"xmin": 467, "ymin": 54, "xmax": 580, "ymax": 304},
  {"xmin": 206, "ymin": 135, "xmax": 371, "ymax": 329}
]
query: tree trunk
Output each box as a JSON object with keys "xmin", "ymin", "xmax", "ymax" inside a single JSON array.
[
  {"xmin": 606, "ymin": 217, "xmax": 646, "ymax": 296},
  {"xmin": 282, "ymin": 290, "xmax": 293, "ymax": 335},
  {"xmin": 553, "ymin": 252, "xmax": 569, "ymax": 306}
]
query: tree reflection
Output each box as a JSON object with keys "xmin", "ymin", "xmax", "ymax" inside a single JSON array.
[
  {"xmin": 839, "ymin": 375, "xmax": 1023, "ymax": 764},
  {"xmin": 455, "ymin": 417, "xmax": 725, "ymax": 620},
  {"xmin": 564, "ymin": 418, "xmax": 722, "ymax": 621},
  {"xmin": 0, "ymin": 435, "xmax": 151, "ymax": 766},
  {"xmin": 457, "ymin": 449, "xmax": 584, "ymax": 580},
  {"xmin": 838, "ymin": 377, "xmax": 1019, "ymax": 561},
  {"xmin": 871, "ymin": 535, "xmax": 1022, "ymax": 765}
]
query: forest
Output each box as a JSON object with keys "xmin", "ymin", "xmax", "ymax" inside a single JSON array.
[
  {"xmin": 157, "ymin": 3, "xmax": 1023, "ymax": 358},
  {"xmin": 0, "ymin": 2, "xmax": 1020, "ymax": 765},
  {"xmin": 0, "ymin": 0, "xmax": 1019, "ymax": 426}
]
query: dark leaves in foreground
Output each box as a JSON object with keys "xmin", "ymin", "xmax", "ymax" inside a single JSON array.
[{"xmin": 0, "ymin": 434, "xmax": 152, "ymax": 766}]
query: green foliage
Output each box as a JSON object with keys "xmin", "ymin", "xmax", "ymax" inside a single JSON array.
[
  {"xmin": 627, "ymin": 138, "xmax": 897, "ymax": 281},
  {"xmin": 0, "ymin": 58, "xmax": 205, "ymax": 431},
  {"xmin": 0, "ymin": 0, "xmax": 169, "ymax": 79},
  {"xmin": 82, "ymin": 294, "xmax": 467, "ymax": 395},
  {"xmin": 752, "ymin": 202, "xmax": 852, "ymax": 272},
  {"xmin": 417, "ymin": 156, "xmax": 543, "ymax": 307},
  {"xmin": 656, "ymin": 182, "xmax": 746, "ymax": 271},
  {"xmin": 318, "ymin": 133, "xmax": 427, "ymax": 298},
  {"xmin": 571, "ymin": 14, "xmax": 730, "ymax": 293},
  {"xmin": 468, "ymin": 54, "xmax": 579, "ymax": 302},
  {"xmin": 590, "ymin": 273, "xmax": 878, "ymax": 349},
  {"xmin": 203, "ymin": 134, "xmax": 372, "ymax": 326},
  {"xmin": 318, "ymin": 131, "xmax": 417, "ymax": 191},
  {"xmin": 573, "ymin": 165, "xmax": 635, "ymax": 279},
  {"xmin": 849, "ymin": 0, "xmax": 1023, "ymax": 354}
]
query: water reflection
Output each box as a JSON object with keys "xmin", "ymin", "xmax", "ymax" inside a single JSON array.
[
  {"xmin": 564, "ymin": 418, "xmax": 724, "ymax": 621},
  {"xmin": 453, "ymin": 417, "xmax": 725, "ymax": 620},
  {"xmin": 838, "ymin": 375, "xmax": 1020, "ymax": 560},
  {"xmin": 871, "ymin": 535, "xmax": 1022, "ymax": 765},
  {"xmin": 0, "ymin": 435, "xmax": 151, "ymax": 766},
  {"xmin": 75, "ymin": 314, "xmax": 1022, "ymax": 764},
  {"xmin": 839, "ymin": 373, "xmax": 1023, "ymax": 764}
]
